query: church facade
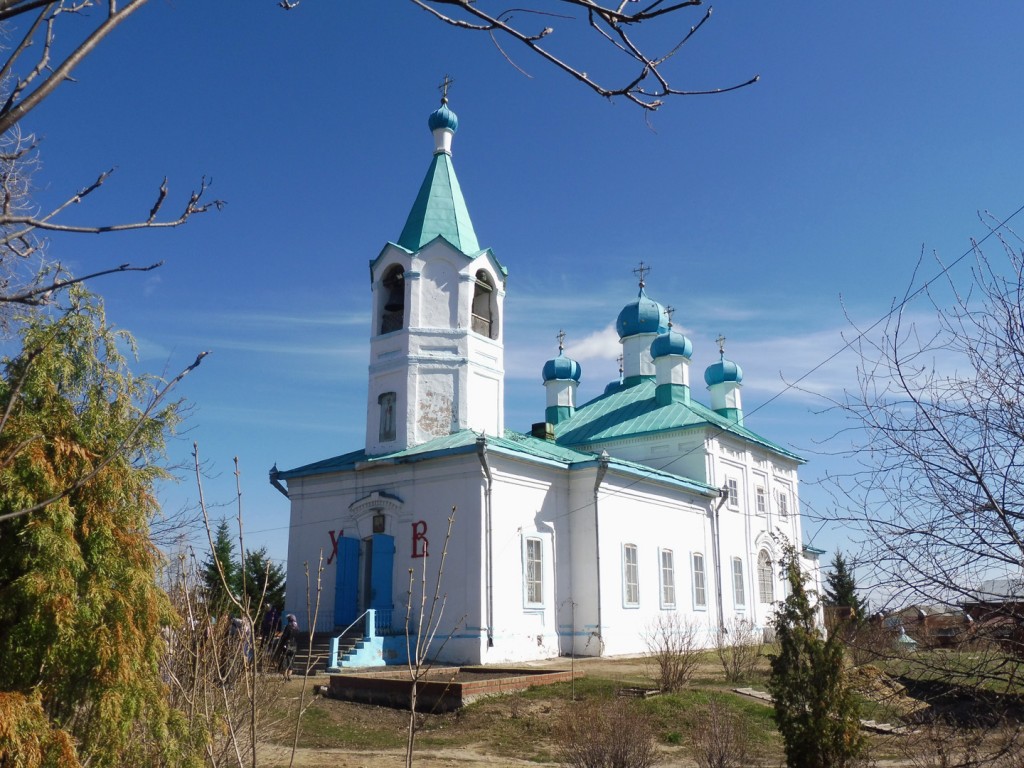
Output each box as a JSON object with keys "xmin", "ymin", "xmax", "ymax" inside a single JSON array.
[{"xmin": 273, "ymin": 97, "xmax": 820, "ymax": 666}]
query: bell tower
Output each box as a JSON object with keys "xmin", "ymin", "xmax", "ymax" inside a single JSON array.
[{"xmin": 364, "ymin": 86, "xmax": 506, "ymax": 456}]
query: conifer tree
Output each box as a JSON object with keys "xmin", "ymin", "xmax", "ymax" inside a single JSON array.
[
  {"xmin": 768, "ymin": 546, "xmax": 865, "ymax": 768},
  {"xmin": 824, "ymin": 552, "xmax": 867, "ymax": 620},
  {"xmin": 202, "ymin": 518, "xmax": 240, "ymax": 612},
  {"xmin": 0, "ymin": 292, "xmax": 202, "ymax": 767},
  {"xmin": 241, "ymin": 547, "xmax": 286, "ymax": 612}
]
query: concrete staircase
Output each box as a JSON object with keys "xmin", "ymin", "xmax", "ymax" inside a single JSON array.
[{"xmin": 291, "ymin": 631, "xmax": 361, "ymax": 675}]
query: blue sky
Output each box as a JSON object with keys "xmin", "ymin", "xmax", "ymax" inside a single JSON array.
[{"xmin": 24, "ymin": 2, "xmax": 1024, "ymax": 571}]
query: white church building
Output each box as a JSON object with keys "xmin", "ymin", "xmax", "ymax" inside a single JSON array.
[{"xmin": 272, "ymin": 95, "xmax": 821, "ymax": 666}]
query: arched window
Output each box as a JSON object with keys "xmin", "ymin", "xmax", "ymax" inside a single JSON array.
[
  {"xmin": 758, "ymin": 549, "xmax": 774, "ymax": 603},
  {"xmin": 380, "ymin": 266, "xmax": 405, "ymax": 334},
  {"xmin": 471, "ymin": 270, "xmax": 497, "ymax": 339}
]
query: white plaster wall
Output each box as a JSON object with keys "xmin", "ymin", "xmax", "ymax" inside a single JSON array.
[
  {"xmin": 655, "ymin": 357, "xmax": 690, "ymax": 387},
  {"xmin": 622, "ymin": 334, "xmax": 657, "ymax": 378},
  {"xmin": 283, "ymin": 432, "xmax": 810, "ymax": 662},
  {"xmin": 566, "ymin": 468, "xmax": 601, "ymax": 656},
  {"xmin": 482, "ymin": 458, "xmax": 568, "ymax": 663},
  {"xmin": 593, "ymin": 476, "xmax": 718, "ymax": 655},
  {"xmin": 708, "ymin": 437, "xmax": 805, "ymax": 632},
  {"xmin": 283, "ymin": 455, "xmax": 487, "ymax": 663},
  {"xmin": 412, "ymin": 244, "xmax": 461, "ymax": 329},
  {"xmin": 582, "ymin": 432, "xmax": 710, "ymax": 484}
]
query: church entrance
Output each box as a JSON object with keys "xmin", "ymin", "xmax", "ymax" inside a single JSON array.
[
  {"xmin": 334, "ymin": 533, "xmax": 394, "ymax": 632},
  {"xmin": 363, "ymin": 533, "xmax": 395, "ymax": 631}
]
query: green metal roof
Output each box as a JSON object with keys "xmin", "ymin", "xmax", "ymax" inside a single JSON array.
[
  {"xmin": 397, "ymin": 152, "xmax": 479, "ymax": 256},
  {"xmin": 555, "ymin": 377, "xmax": 805, "ymax": 463},
  {"xmin": 276, "ymin": 428, "xmax": 719, "ymax": 496}
]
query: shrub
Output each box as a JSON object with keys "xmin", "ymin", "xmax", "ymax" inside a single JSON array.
[
  {"xmin": 687, "ymin": 697, "xmax": 752, "ymax": 768},
  {"xmin": 643, "ymin": 614, "xmax": 704, "ymax": 692},
  {"xmin": 556, "ymin": 697, "xmax": 660, "ymax": 768},
  {"xmin": 714, "ymin": 617, "xmax": 764, "ymax": 683}
]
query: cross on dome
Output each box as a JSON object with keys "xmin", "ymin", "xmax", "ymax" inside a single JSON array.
[
  {"xmin": 557, "ymin": 328, "xmax": 566, "ymax": 352},
  {"xmin": 716, "ymin": 334, "xmax": 727, "ymax": 355},
  {"xmin": 439, "ymin": 74, "xmax": 454, "ymax": 104},
  {"xmin": 665, "ymin": 306, "xmax": 675, "ymax": 329},
  {"xmin": 632, "ymin": 261, "xmax": 651, "ymax": 290}
]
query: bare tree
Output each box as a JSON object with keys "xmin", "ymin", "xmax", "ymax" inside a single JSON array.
[
  {"xmin": 404, "ymin": 506, "xmax": 459, "ymax": 768},
  {"xmin": 0, "ymin": 1, "xmax": 221, "ymax": 311},
  {"xmin": 406, "ymin": 0, "xmax": 758, "ymax": 110},
  {"xmin": 826, "ymin": 229, "xmax": 1024, "ymax": 684}
]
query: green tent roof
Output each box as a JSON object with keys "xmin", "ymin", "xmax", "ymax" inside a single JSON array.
[{"xmin": 397, "ymin": 152, "xmax": 479, "ymax": 256}]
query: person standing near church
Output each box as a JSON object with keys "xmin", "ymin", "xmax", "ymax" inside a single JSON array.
[{"xmin": 277, "ymin": 613, "xmax": 298, "ymax": 681}]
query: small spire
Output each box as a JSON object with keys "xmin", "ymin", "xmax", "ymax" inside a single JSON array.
[
  {"xmin": 557, "ymin": 328, "xmax": 566, "ymax": 353},
  {"xmin": 632, "ymin": 260, "xmax": 651, "ymax": 291},
  {"xmin": 438, "ymin": 73, "xmax": 454, "ymax": 104}
]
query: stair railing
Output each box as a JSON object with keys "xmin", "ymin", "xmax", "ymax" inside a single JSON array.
[{"xmin": 328, "ymin": 609, "xmax": 372, "ymax": 672}]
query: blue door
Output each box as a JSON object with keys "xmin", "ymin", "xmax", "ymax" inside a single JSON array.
[
  {"xmin": 369, "ymin": 533, "xmax": 394, "ymax": 611},
  {"xmin": 334, "ymin": 537, "xmax": 360, "ymax": 628}
]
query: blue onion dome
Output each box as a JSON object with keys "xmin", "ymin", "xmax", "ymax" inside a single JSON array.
[
  {"xmin": 543, "ymin": 352, "xmax": 582, "ymax": 383},
  {"xmin": 651, "ymin": 329, "xmax": 693, "ymax": 360},
  {"xmin": 704, "ymin": 354, "xmax": 743, "ymax": 386},
  {"xmin": 428, "ymin": 101, "xmax": 459, "ymax": 133},
  {"xmin": 616, "ymin": 289, "xmax": 669, "ymax": 339}
]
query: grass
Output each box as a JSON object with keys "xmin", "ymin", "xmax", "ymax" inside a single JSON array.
[
  {"xmin": 876, "ymin": 648, "xmax": 1024, "ymax": 694},
  {"xmin": 288, "ymin": 704, "xmax": 407, "ymax": 753},
  {"xmin": 268, "ymin": 665, "xmax": 786, "ymax": 764},
  {"xmin": 265, "ymin": 646, "xmax": 1024, "ymax": 765}
]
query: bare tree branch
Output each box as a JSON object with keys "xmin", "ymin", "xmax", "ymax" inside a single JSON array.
[
  {"xmin": 0, "ymin": 1, "xmax": 150, "ymax": 135},
  {"xmin": 408, "ymin": 0, "xmax": 758, "ymax": 109}
]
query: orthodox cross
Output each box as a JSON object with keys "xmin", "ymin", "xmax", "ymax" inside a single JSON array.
[
  {"xmin": 665, "ymin": 305, "xmax": 675, "ymax": 329},
  {"xmin": 632, "ymin": 261, "xmax": 650, "ymax": 289},
  {"xmin": 439, "ymin": 74, "xmax": 454, "ymax": 103},
  {"xmin": 716, "ymin": 334, "xmax": 727, "ymax": 355},
  {"xmin": 617, "ymin": 354, "xmax": 624, "ymax": 378},
  {"xmin": 557, "ymin": 329, "xmax": 566, "ymax": 352}
]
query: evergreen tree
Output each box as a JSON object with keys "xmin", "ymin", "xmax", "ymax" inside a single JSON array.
[
  {"xmin": 0, "ymin": 293, "xmax": 203, "ymax": 767},
  {"xmin": 824, "ymin": 552, "xmax": 867, "ymax": 619},
  {"xmin": 240, "ymin": 547, "xmax": 286, "ymax": 612},
  {"xmin": 768, "ymin": 546, "xmax": 865, "ymax": 768},
  {"xmin": 202, "ymin": 518, "xmax": 240, "ymax": 612}
]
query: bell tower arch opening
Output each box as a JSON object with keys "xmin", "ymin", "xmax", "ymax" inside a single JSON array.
[
  {"xmin": 471, "ymin": 269, "xmax": 498, "ymax": 340},
  {"xmin": 380, "ymin": 265, "xmax": 405, "ymax": 335}
]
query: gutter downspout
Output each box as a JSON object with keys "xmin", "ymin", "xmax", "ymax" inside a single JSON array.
[
  {"xmin": 476, "ymin": 436, "xmax": 494, "ymax": 648},
  {"xmin": 593, "ymin": 450, "xmax": 610, "ymax": 654},
  {"xmin": 712, "ymin": 489, "xmax": 728, "ymax": 634},
  {"xmin": 269, "ymin": 464, "xmax": 289, "ymax": 498}
]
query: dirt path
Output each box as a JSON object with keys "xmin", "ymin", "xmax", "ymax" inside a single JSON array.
[{"xmin": 260, "ymin": 742, "xmax": 701, "ymax": 767}]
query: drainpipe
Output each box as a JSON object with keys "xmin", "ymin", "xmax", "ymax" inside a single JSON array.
[
  {"xmin": 711, "ymin": 489, "xmax": 728, "ymax": 634},
  {"xmin": 476, "ymin": 436, "xmax": 494, "ymax": 648},
  {"xmin": 269, "ymin": 464, "xmax": 288, "ymax": 498},
  {"xmin": 593, "ymin": 451, "xmax": 610, "ymax": 653}
]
